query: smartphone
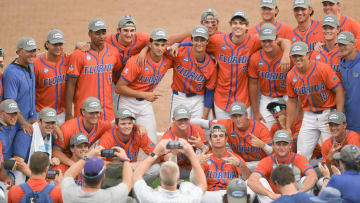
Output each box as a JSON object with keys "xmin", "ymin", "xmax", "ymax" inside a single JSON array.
[
  {"xmin": 166, "ymin": 140, "xmax": 182, "ymax": 149},
  {"xmin": 101, "ymin": 149, "xmax": 118, "ymax": 158},
  {"xmin": 46, "ymin": 170, "xmax": 59, "ymax": 179},
  {"xmin": 3, "ymin": 160, "xmax": 16, "ymax": 171}
]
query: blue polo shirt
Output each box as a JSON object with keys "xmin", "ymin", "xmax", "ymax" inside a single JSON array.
[
  {"xmin": 340, "ymin": 51, "xmax": 360, "ymax": 133},
  {"xmin": 272, "ymin": 192, "xmax": 314, "ymax": 203},
  {"xmin": 0, "ymin": 124, "xmax": 18, "ymax": 160},
  {"xmin": 3, "ymin": 62, "xmax": 37, "ymax": 121},
  {"xmin": 327, "ymin": 170, "xmax": 360, "ymax": 203}
]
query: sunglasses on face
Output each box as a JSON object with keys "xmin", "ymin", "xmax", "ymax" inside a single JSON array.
[{"xmin": 270, "ymin": 105, "xmax": 284, "ymax": 114}]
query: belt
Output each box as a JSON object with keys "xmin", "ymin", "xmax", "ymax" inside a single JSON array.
[
  {"xmin": 136, "ymin": 98, "xmax": 145, "ymax": 101},
  {"xmin": 172, "ymin": 90, "xmax": 197, "ymax": 97},
  {"xmin": 312, "ymin": 106, "xmax": 336, "ymax": 114}
]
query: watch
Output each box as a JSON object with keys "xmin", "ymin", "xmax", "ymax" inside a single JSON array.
[
  {"xmin": 150, "ymin": 152, "xmax": 158, "ymax": 160},
  {"xmin": 82, "ymin": 155, "xmax": 88, "ymax": 161}
]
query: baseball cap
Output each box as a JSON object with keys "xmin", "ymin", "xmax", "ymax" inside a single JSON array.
[
  {"xmin": 116, "ymin": 107, "xmax": 135, "ymax": 120},
  {"xmin": 82, "ymin": 97, "xmax": 103, "ymax": 112},
  {"xmin": 0, "ymin": 99, "xmax": 19, "ymax": 113},
  {"xmin": 17, "ymin": 36, "xmax": 38, "ymax": 51},
  {"xmin": 337, "ymin": 31, "xmax": 355, "ymax": 45},
  {"xmin": 293, "ymin": 0, "xmax": 311, "ymax": 8},
  {"xmin": 150, "ymin": 28, "xmax": 168, "ymax": 41},
  {"xmin": 0, "ymin": 46, "xmax": 4, "ymax": 57},
  {"xmin": 273, "ymin": 130, "xmax": 292, "ymax": 143},
  {"xmin": 173, "ymin": 105, "xmax": 190, "ymax": 120},
  {"xmin": 210, "ymin": 124, "xmax": 227, "ymax": 135},
  {"xmin": 201, "ymin": 8, "xmax": 219, "ymax": 21},
  {"xmin": 310, "ymin": 187, "xmax": 342, "ymax": 203},
  {"xmin": 102, "ymin": 161, "xmax": 124, "ymax": 188},
  {"xmin": 39, "ymin": 107, "xmax": 57, "ymax": 122},
  {"xmin": 191, "ymin": 25, "xmax": 209, "ymax": 40},
  {"xmin": 290, "ymin": 41, "xmax": 309, "ymax": 56},
  {"xmin": 260, "ymin": 0, "xmax": 277, "ymax": 9},
  {"xmin": 46, "ymin": 29, "xmax": 65, "ymax": 44},
  {"xmin": 88, "ymin": 18, "xmax": 107, "ymax": 32},
  {"xmin": 83, "ymin": 157, "xmax": 105, "ymax": 180},
  {"xmin": 118, "ymin": 15, "xmax": 136, "ymax": 29},
  {"xmin": 226, "ymin": 178, "xmax": 247, "ymax": 203},
  {"xmin": 333, "ymin": 145, "xmax": 360, "ymax": 164},
  {"xmin": 259, "ymin": 23, "xmax": 277, "ymax": 41},
  {"xmin": 229, "ymin": 102, "xmax": 247, "ymax": 116},
  {"xmin": 328, "ymin": 111, "xmax": 346, "ymax": 124},
  {"xmin": 231, "ymin": 10, "xmax": 249, "ymax": 22},
  {"xmin": 266, "ymin": 98, "xmax": 287, "ymax": 112},
  {"xmin": 322, "ymin": 14, "xmax": 339, "ymax": 28},
  {"xmin": 321, "ymin": 0, "xmax": 340, "ymax": 3},
  {"xmin": 70, "ymin": 133, "xmax": 89, "ymax": 146}
]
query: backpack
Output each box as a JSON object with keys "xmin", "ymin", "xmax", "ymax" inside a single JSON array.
[{"xmin": 19, "ymin": 183, "xmax": 54, "ymax": 203}]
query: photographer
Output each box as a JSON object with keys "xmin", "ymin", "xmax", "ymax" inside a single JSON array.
[
  {"xmin": 61, "ymin": 145, "xmax": 132, "ymax": 202},
  {"xmin": 133, "ymin": 139, "xmax": 207, "ymax": 202}
]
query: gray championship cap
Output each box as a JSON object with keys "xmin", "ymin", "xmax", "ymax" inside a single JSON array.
[
  {"xmin": 231, "ymin": 10, "xmax": 249, "ymax": 22},
  {"xmin": 290, "ymin": 41, "xmax": 309, "ymax": 56},
  {"xmin": 293, "ymin": 0, "xmax": 311, "ymax": 8},
  {"xmin": 227, "ymin": 178, "xmax": 247, "ymax": 203},
  {"xmin": 118, "ymin": 15, "xmax": 136, "ymax": 29},
  {"xmin": 39, "ymin": 107, "xmax": 57, "ymax": 122},
  {"xmin": 17, "ymin": 36, "xmax": 37, "ymax": 51},
  {"xmin": 210, "ymin": 124, "xmax": 227, "ymax": 135},
  {"xmin": 201, "ymin": 8, "xmax": 219, "ymax": 21},
  {"xmin": 229, "ymin": 102, "xmax": 247, "ymax": 116},
  {"xmin": 337, "ymin": 31, "xmax": 355, "ymax": 45},
  {"xmin": 0, "ymin": 99, "xmax": 19, "ymax": 113},
  {"xmin": 310, "ymin": 187, "xmax": 342, "ymax": 203},
  {"xmin": 321, "ymin": 0, "xmax": 340, "ymax": 3},
  {"xmin": 273, "ymin": 130, "xmax": 292, "ymax": 143},
  {"xmin": 46, "ymin": 29, "xmax": 65, "ymax": 44},
  {"xmin": 0, "ymin": 46, "xmax": 5, "ymax": 57},
  {"xmin": 116, "ymin": 107, "xmax": 135, "ymax": 120},
  {"xmin": 173, "ymin": 105, "xmax": 190, "ymax": 120},
  {"xmin": 191, "ymin": 25, "xmax": 209, "ymax": 40},
  {"xmin": 150, "ymin": 28, "xmax": 168, "ymax": 41},
  {"xmin": 322, "ymin": 14, "xmax": 339, "ymax": 28},
  {"xmin": 88, "ymin": 18, "xmax": 107, "ymax": 32},
  {"xmin": 328, "ymin": 111, "xmax": 346, "ymax": 124},
  {"xmin": 259, "ymin": 23, "xmax": 277, "ymax": 41},
  {"xmin": 82, "ymin": 97, "xmax": 103, "ymax": 112},
  {"xmin": 260, "ymin": 0, "xmax": 277, "ymax": 9},
  {"xmin": 333, "ymin": 145, "xmax": 360, "ymax": 164},
  {"xmin": 70, "ymin": 133, "xmax": 89, "ymax": 146}
]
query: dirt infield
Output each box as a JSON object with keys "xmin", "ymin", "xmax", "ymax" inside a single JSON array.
[{"xmin": 1, "ymin": 0, "xmax": 359, "ymax": 132}]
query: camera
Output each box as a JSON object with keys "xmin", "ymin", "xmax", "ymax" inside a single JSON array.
[
  {"xmin": 101, "ymin": 149, "xmax": 118, "ymax": 158},
  {"xmin": 166, "ymin": 140, "xmax": 182, "ymax": 149},
  {"xmin": 46, "ymin": 170, "xmax": 59, "ymax": 179}
]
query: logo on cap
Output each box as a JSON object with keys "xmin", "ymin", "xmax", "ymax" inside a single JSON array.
[
  {"xmin": 196, "ymin": 28, "xmax": 207, "ymax": 34},
  {"xmin": 89, "ymin": 101, "xmax": 99, "ymax": 108},
  {"xmin": 324, "ymin": 17, "xmax": 334, "ymax": 22},
  {"xmin": 47, "ymin": 111, "xmax": 56, "ymax": 117},
  {"xmin": 232, "ymin": 191, "xmax": 245, "ymax": 197},
  {"xmin": 329, "ymin": 114, "xmax": 339, "ymax": 120},
  {"xmin": 8, "ymin": 103, "xmax": 17, "ymax": 109},
  {"xmin": 205, "ymin": 8, "xmax": 214, "ymax": 12},
  {"xmin": 27, "ymin": 40, "xmax": 36, "ymax": 46},
  {"xmin": 263, "ymin": 0, "xmax": 273, "ymax": 3},
  {"xmin": 95, "ymin": 21, "xmax": 105, "ymax": 27},
  {"xmin": 338, "ymin": 34, "xmax": 346, "ymax": 40},
  {"xmin": 231, "ymin": 105, "xmax": 242, "ymax": 111},
  {"xmin": 77, "ymin": 134, "xmax": 87, "ymax": 141},
  {"xmin": 156, "ymin": 31, "xmax": 166, "ymax": 36},
  {"xmin": 53, "ymin": 33, "xmax": 63, "ymax": 39},
  {"xmin": 277, "ymin": 132, "xmax": 288, "ymax": 138},
  {"xmin": 292, "ymin": 45, "xmax": 302, "ymax": 52},
  {"xmin": 177, "ymin": 109, "xmax": 187, "ymax": 114},
  {"xmin": 124, "ymin": 15, "xmax": 132, "ymax": 20},
  {"xmin": 122, "ymin": 110, "xmax": 131, "ymax": 115},
  {"xmin": 234, "ymin": 11, "xmax": 244, "ymax": 16},
  {"xmin": 262, "ymin": 29, "xmax": 273, "ymax": 35},
  {"xmin": 295, "ymin": 0, "xmax": 305, "ymax": 4}
]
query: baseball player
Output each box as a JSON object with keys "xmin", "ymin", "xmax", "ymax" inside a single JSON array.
[
  {"xmin": 248, "ymin": 0, "xmax": 292, "ymax": 40},
  {"xmin": 169, "ymin": 25, "xmax": 217, "ymax": 121},
  {"xmin": 247, "ymin": 130, "xmax": 317, "ymax": 203},
  {"xmin": 248, "ymin": 23, "xmax": 292, "ymax": 130},
  {"xmin": 161, "ymin": 105, "xmax": 208, "ymax": 179},
  {"xmin": 310, "ymin": 15, "xmax": 342, "ymax": 79},
  {"xmin": 321, "ymin": 0, "xmax": 360, "ymax": 39},
  {"xmin": 0, "ymin": 46, "xmax": 4, "ymax": 100},
  {"xmin": 66, "ymin": 18, "xmax": 121, "ymax": 122},
  {"xmin": 290, "ymin": 0, "xmax": 324, "ymax": 51},
  {"xmin": 34, "ymin": 29, "xmax": 68, "ymax": 125},
  {"xmin": 286, "ymin": 42, "xmax": 345, "ymax": 160},
  {"xmin": 115, "ymin": 28, "xmax": 173, "ymax": 143},
  {"xmin": 338, "ymin": 31, "xmax": 360, "ymax": 133},
  {"xmin": 321, "ymin": 111, "xmax": 360, "ymax": 171}
]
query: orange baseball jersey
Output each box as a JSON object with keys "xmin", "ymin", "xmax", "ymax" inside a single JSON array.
[
  {"xmin": 67, "ymin": 44, "xmax": 121, "ymax": 121},
  {"xmin": 99, "ymin": 127, "xmax": 155, "ymax": 162},
  {"xmin": 286, "ymin": 60, "xmax": 341, "ymax": 112},
  {"xmin": 202, "ymin": 150, "xmax": 246, "ymax": 191},
  {"xmin": 310, "ymin": 46, "xmax": 342, "ymax": 79},
  {"xmin": 121, "ymin": 53, "xmax": 173, "ymax": 92},
  {"xmin": 210, "ymin": 119, "xmax": 271, "ymax": 162},
  {"xmin": 52, "ymin": 164, "xmax": 83, "ymax": 186},
  {"xmin": 0, "ymin": 73, "xmax": 3, "ymax": 101},
  {"xmin": 248, "ymin": 49, "xmax": 290, "ymax": 97},
  {"xmin": 339, "ymin": 14, "xmax": 360, "ymax": 39},
  {"xmin": 253, "ymin": 152, "xmax": 313, "ymax": 193},
  {"xmin": 172, "ymin": 46, "xmax": 217, "ymax": 94},
  {"xmin": 290, "ymin": 20, "xmax": 324, "ymax": 51},
  {"xmin": 34, "ymin": 54, "xmax": 69, "ymax": 113},
  {"xmin": 54, "ymin": 117, "xmax": 112, "ymax": 153},
  {"xmin": 249, "ymin": 21, "xmax": 292, "ymax": 40},
  {"xmin": 161, "ymin": 123, "xmax": 208, "ymax": 170},
  {"xmin": 207, "ymin": 33, "xmax": 262, "ymax": 111},
  {"xmin": 321, "ymin": 130, "xmax": 360, "ymax": 163},
  {"xmin": 106, "ymin": 32, "xmax": 150, "ymax": 83}
]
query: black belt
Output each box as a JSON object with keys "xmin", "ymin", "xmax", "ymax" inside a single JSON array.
[
  {"xmin": 313, "ymin": 106, "xmax": 336, "ymax": 114},
  {"xmin": 173, "ymin": 90, "xmax": 197, "ymax": 97},
  {"xmin": 136, "ymin": 98, "xmax": 144, "ymax": 101}
]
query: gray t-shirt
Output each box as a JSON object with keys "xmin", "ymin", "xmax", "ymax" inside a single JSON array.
[{"xmin": 61, "ymin": 177, "xmax": 128, "ymax": 203}]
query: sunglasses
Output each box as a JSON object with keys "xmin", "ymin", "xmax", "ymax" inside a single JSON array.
[{"xmin": 269, "ymin": 105, "xmax": 284, "ymax": 114}]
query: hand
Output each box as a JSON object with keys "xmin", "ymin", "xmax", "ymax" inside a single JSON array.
[
  {"xmin": 53, "ymin": 125, "xmax": 64, "ymax": 142},
  {"xmin": 314, "ymin": 42, "xmax": 324, "ymax": 52},
  {"xmin": 188, "ymin": 133, "xmax": 203, "ymax": 149},
  {"xmin": 223, "ymin": 153, "xmax": 242, "ymax": 167},
  {"xmin": 286, "ymin": 127, "xmax": 292, "ymax": 135},
  {"xmin": 277, "ymin": 114, "xmax": 286, "ymax": 129},
  {"xmin": 268, "ymin": 192, "xmax": 281, "ymax": 200},
  {"xmin": 53, "ymin": 170, "xmax": 63, "ymax": 186},
  {"xmin": 329, "ymin": 144, "xmax": 342, "ymax": 156},
  {"xmin": 254, "ymin": 112, "xmax": 265, "ymax": 123},
  {"xmin": 4, "ymin": 176, "xmax": 14, "ymax": 189},
  {"xmin": 87, "ymin": 145, "xmax": 103, "ymax": 158},
  {"xmin": 197, "ymin": 150, "xmax": 212, "ymax": 165},
  {"xmin": 331, "ymin": 165, "xmax": 341, "ymax": 175},
  {"xmin": 136, "ymin": 46, "xmax": 148, "ymax": 67},
  {"xmin": 112, "ymin": 146, "xmax": 130, "ymax": 161},
  {"xmin": 144, "ymin": 92, "xmax": 162, "ymax": 102},
  {"xmin": 21, "ymin": 122, "xmax": 33, "ymax": 135},
  {"xmin": 318, "ymin": 163, "xmax": 330, "ymax": 178},
  {"xmin": 76, "ymin": 41, "xmax": 90, "ymax": 52},
  {"xmin": 250, "ymin": 134, "xmax": 265, "ymax": 148},
  {"xmin": 178, "ymin": 138, "xmax": 195, "ymax": 157},
  {"xmin": 50, "ymin": 157, "xmax": 60, "ymax": 166},
  {"xmin": 153, "ymin": 139, "xmax": 171, "ymax": 156},
  {"xmin": 168, "ymin": 43, "xmax": 179, "ymax": 57},
  {"xmin": 134, "ymin": 123, "xmax": 147, "ymax": 137},
  {"xmin": 279, "ymin": 53, "xmax": 291, "ymax": 73}
]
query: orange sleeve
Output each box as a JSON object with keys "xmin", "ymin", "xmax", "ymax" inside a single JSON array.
[
  {"xmin": 348, "ymin": 132, "xmax": 360, "ymax": 145},
  {"xmin": 98, "ymin": 130, "xmax": 115, "ymax": 149},
  {"xmin": 321, "ymin": 140, "xmax": 331, "ymax": 163},
  {"xmin": 204, "ymin": 58, "xmax": 217, "ymax": 90},
  {"xmin": 253, "ymin": 156, "xmax": 272, "ymax": 177},
  {"xmin": 140, "ymin": 134, "xmax": 156, "ymax": 155},
  {"xmin": 138, "ymin": 32, "xmax": 150, "ymax": 44},
  {"xmin": 257, "ymin": 122, "xmax": 271, "ymax": 144},
  {"xmin": 248, "ymin": 52, "xmax": 260, "ymax": 79},
  {"xmin": 67, "ymin": 50, "xmax": 84, "ymax": 77},
  {"xmin": 294, "ymin": 155, "xmax": 313, "ymax": 175},
  {"xmin": 50, "ymin": 187, "xmax": 64, "ymax": 203},
  {"xmin": 318, "ymin": 63, "xmax": 341, "ymax": 90},
  {"xmin": 286, "ymin": 71, "xmax": 297, "ymax": 98},
  {"xmin": 269, "ymin": 123, "xmax": 279, "ymax": 138},
  {"xmin": 250, "ymin": 36, "xmax": 262, "ymax": 55},
  {"xmin": 206, "ymin": 34, "xmax": 222, "ymax": 53},
  {"xmin": 52, "ymin": 164, "xmax": 68, "ymax": 175},
  {"xmin": 54, "ymin": 124, "xmax": 72, "ymax": 150},
  {"xmin": 120, "ymin": 56, "xmax": 140, "ymax": 83}
]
